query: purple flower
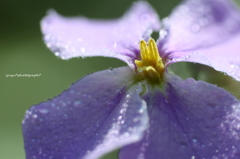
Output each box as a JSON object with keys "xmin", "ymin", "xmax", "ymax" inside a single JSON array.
[{"xmin": 22, "ymin": 0, "xmax": 240, "ymax": 159}]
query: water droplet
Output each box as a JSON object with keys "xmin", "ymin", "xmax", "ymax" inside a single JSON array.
[
  {"xmin": 55, "ymin": 52, "xmax": 60, "ymax": 56},
  {"xmin": 160, "ymin": 29, "xmax": 167, "ymax": 38},
  {"xmin": 39, "ymin": 109, "xmax": 48, "ymax": 114},
  {"xmin": 178, "ymin": 5, "xmax": 189, "ymax": 13},
  {"xmin": 230, "ymin": 64, "xmax": 235, "ymax": 69},
  {"xmin": 124, "ymin": 132, "xmax": 130, "ymax": 137},
  {"xmin": 81, "ymin": 48, "xmax": 86, "ymax": 53},
  {"xmin": 114, "ymin": 42, "xmax": 117, "ymax": 48},
  {"xmin": 74, "ymin": 101, "xmax": 81, "ymax": 106},
  {"xmin": 139, "ymin": 109, "xmax": 144, "ymax": 113},
  {"xmin": 127, "ymin": 60, "xmax": 133, "ymax": 64},
  {"xmin": 192, "ymin": 138, "xmax": 198, "ymax": 142},
  {"xmin": 199, "ymin": 18, "xmax": 208, "ymax": 27},
  {"xmin": 38, "ymin": 148, "xmax": 42, "ymax": 154},
  {"xmin": 140, "ymin": 14, "xmax": 149, "ymax": 22},
  {"xmin": 185, "ymin": 55, "xmax": 190, "ymax": 60},
  {"xmin": 133, "ymin": 118, "xmax": 139, "ymax": 122},
  {"xmin": 47, "ymin": 43, "xmax": 51, "ymax": 48},
  {"xmin": 180, "ymin": 141, "xmax": 187, "ymax": 148},
  {"xmin": 118, "ymin": 116, "xmax": 122, "ymax": 120},
  {"xmin": 120, "ymin": 109, "xmax": 126, "ymax": 114},
  {"xmin": 61, "ymin": 55, "xmax": 66, "ymax": 60},
  {"xmin": 191, "ymin": 24, "xmax": 200, "ymax": 32}
]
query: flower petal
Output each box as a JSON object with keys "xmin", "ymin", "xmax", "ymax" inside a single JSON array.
[
  {"xmin": 41, "ymin": 1, "xmax": 160, "ymax": 66},
  {"xmin": 22, "ymin": 67, "xmax": 148, "ymax": 159},
  {"xmin": 119, "ymin": 73, "xmax": 240, "ymax": 159},
  {"xmin": 168, "ymin": 35, "xmax": 240, "ymax": 80},
  {"xmin": 159, "ymin": 0, "xmax": 240, "ymax": 80},
  {"xmin": 160, "ymin": 0, "xmax": 240, "ymax": 53}
]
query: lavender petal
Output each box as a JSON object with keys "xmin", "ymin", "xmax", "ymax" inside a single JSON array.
[
  {"xmin": 41, "ymin": 1, "xmax": 160, "ymax": 66},
  {"xmin": 22, "ymin": 67, "xmax": 148, "ymax": 159},
  {"xmin": 120, "ymin": 73, "xmax": 240, "ymax": 159},
  {"xmin": 160, "ymin": 0, "xmax": 240, "ymax": 80}
]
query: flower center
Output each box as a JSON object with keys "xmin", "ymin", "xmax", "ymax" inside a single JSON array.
[{"xmin": 135, "ymin": 38, "xmax": 165, "ymax": 83}]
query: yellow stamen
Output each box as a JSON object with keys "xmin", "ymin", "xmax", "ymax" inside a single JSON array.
[{"xmin": 135, "ymin": 38, "xmax": 165, "ymax": 83}]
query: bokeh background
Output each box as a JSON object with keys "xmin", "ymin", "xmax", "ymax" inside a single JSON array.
[{"xmin": 1, "ymin": 0, "xmax": 240, "ymax": 158}]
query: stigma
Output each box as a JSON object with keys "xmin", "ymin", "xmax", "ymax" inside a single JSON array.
[{"xmin": 135, "ymin": 38, "xmax": 165, "ymax": 83}]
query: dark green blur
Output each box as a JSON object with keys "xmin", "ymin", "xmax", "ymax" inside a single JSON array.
[{"xmin": 0, "ymin": 0, "xmax": 240, "ymax": 159}]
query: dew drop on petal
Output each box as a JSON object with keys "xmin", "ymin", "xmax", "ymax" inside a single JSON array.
[
  {"xmin": 55, "ymin": 52, "xmax": 60, "ymax": 56},
  {"xmin": 39, "ymin": 109, "xmax": 48, "ymax": 114},
  {"xmin": 180, "ymin": 141, "xmax": 187, "ymax": 148},
  {"xmin": 118, "ymin": 116, "xmax": 123, "ymax": 120},
  {"xmin": 81, "ymin": 47, "xmax": 86, "ymax": 53},
  {"xmin": 199, "ymin": 18, "xmax": 208, "ymax": 27},
  {"xmin": 74, "ymin": 101, "xmax": 81, "ymax": 106},
  {"xmin": 159, "ymin": 29, "xmax": 167, "ymax": 39},
  {"xmin": 133, "ymin": 118, "xmax": 139, "ymax": 122},
  {"xmin": 192, "ymin": 138, "xmax": 198, "ymax": 142},
  {"xmin": 114, "ymin": 42, "xmax": 117, "ymax": 48},
  {"xmin": 124, "ymin": 132, "xmax": 130, "ymax": 137},
  {"xmin": 138, "ymin": 109, "xmax": 144, "ymax": 113},
  {"xmin": 140, "ymin": 14, "xmax": 150, "ymax": 22},
  {"xmin": 191, "ymin": 24, "xmax": 200, "ymax": 32}
]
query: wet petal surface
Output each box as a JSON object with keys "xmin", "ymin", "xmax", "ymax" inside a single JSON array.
[
  {"xmin": 160, "ymin": 0, "xmax": 240, "ymax": 53},
  {"xmin": 168, "ymin": 35, "xmax": 240, "ymax": 81},
  {"xmin": 120, "ymin": 73, "xmax": 240, "ymax": 159},
  {"xmin": 41, "ymin": 1, "xmax": 160, "ymax": 66},
  {"xmin": 22, "ymin": 67, "xmax": 148, "ymax": 159},
  {"xmin": 159, "ymin": 0, "xmax": 240, "ymax": 80}
]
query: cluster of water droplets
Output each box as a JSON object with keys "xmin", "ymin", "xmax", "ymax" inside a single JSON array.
[
  {"xmin": 84, "ymin": 86, "xmax": 148, "ymax": 159},
  {"xmin": 167, "ymin": 51, "xmax": 212, "ymax": 67},
  {"xmin": 170, "ymin": 1, "xmax": 213, "ymax": 34},
  {"xmin": 225, "ymin": 57, "xmax": 240, "ymax": 80}
]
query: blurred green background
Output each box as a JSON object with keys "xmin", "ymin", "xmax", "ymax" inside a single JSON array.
[{"xmin": 0, "ymin": 0, "xmax": 240, "ymax": 159}]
